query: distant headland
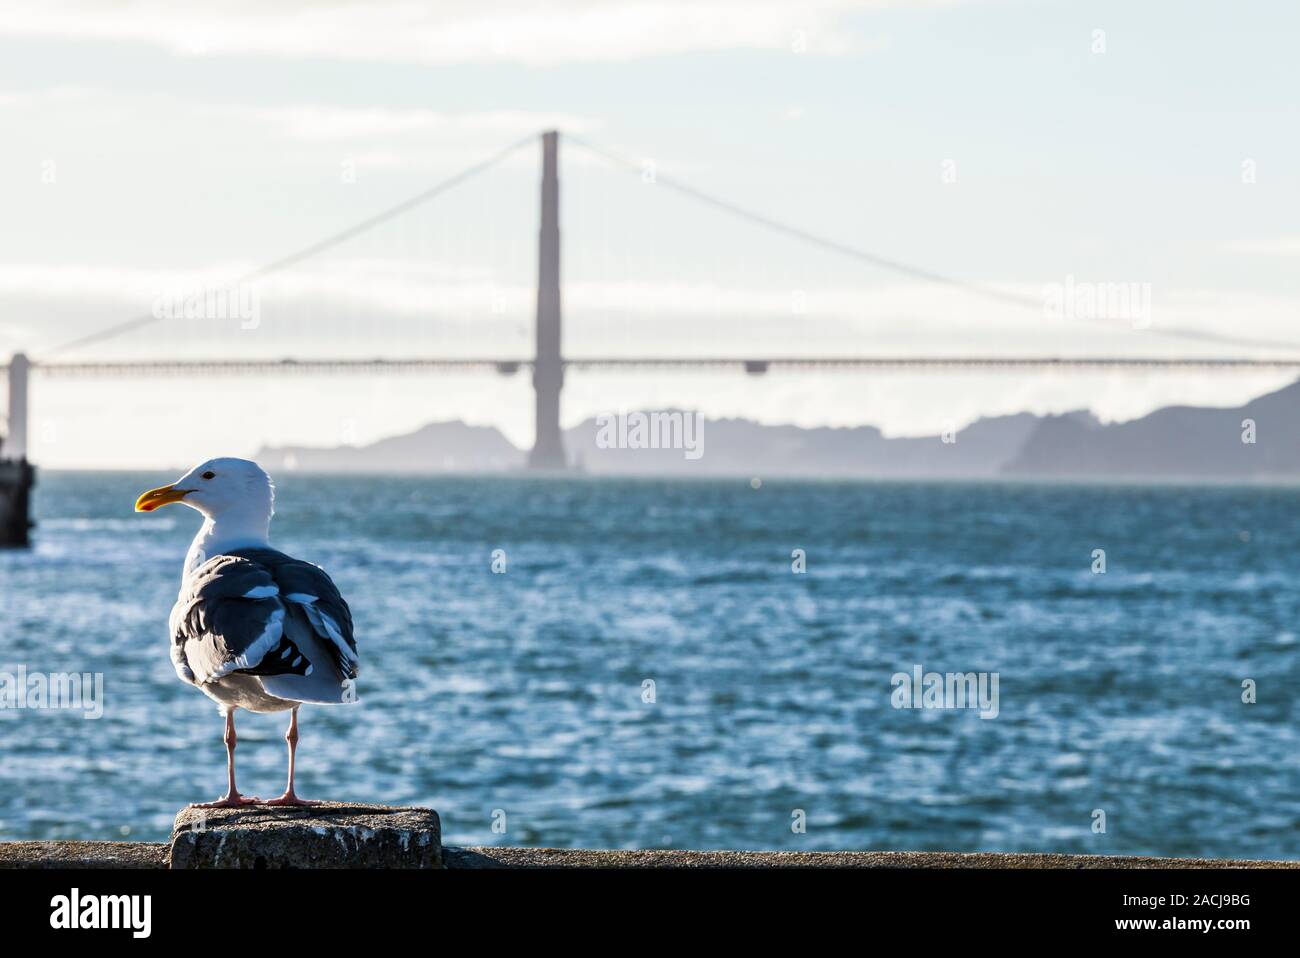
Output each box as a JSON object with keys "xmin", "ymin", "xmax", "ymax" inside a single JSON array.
[{"xmin": 255, "ymin": 380, "xmax": 1300, "ymax": 481}]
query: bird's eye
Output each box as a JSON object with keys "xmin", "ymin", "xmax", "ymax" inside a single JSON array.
[{"xmin": 201, "ymin": 471, "xmax": 216, "ymax": 480}]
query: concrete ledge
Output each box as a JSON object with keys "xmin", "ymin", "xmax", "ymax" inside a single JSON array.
[
  {"xmin": 0, "ymin": 841, "xmax": 168, "ymax": 869},
  {"xmin": 441, "ymin": 847, "xmax": 1300, "ymax": 869},
  {"xmin": 2, "ymin": 840, "xmax": 1295, "ymax": 869},
  {"xmin": 170, "ymin": 802, "xmax": 441, "ymax": 869}
]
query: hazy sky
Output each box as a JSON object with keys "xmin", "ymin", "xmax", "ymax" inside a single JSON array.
[{"xmin": 1, "ymin": 0, "xmax": 1297, "ymax": 468}]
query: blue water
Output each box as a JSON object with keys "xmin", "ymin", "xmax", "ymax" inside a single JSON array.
[{"xmin": 1, "ymin": 472, "xmax": 1297, "ymax": 858}]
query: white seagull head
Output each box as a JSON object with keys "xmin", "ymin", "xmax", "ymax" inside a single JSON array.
[{"xmin": 135, "ymin": 457, "xmax": 275, "ymax": 522}]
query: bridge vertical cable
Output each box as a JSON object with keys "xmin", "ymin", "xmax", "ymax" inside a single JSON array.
[
  {"xmin": 37, "ymin": 132, "xmax": 541, "ymax": 359},
  {"xmin": 565, "ymin": 133, "xmax": 1300, "ymax": 354}
]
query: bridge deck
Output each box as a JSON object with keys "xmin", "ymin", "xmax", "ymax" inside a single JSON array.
[{"xmin": 15, "ymin": 356, "xmax": 1300, "ymax": 376}]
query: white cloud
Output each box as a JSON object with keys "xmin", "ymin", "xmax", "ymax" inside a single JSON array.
[
  {"xmin": 0, "ymin": 86, "xmax": 599, "ymax": 175},
  {"xmin": 0, "ymin": 86, "xmax": 593, "ymax": 142},
  {"xmin": 3, "ymin": 259, "xmax": 1296, "ymax": 360},
  {"xmin": 218, "ymin": 105, "xmax": 597, "ymax": 142},
  {"xmin": 0, "ymin": 0, "xmax": 933, "ymax": 65},
  {"xmin": 0, "ymin": 86, "xmax": 98, "ymax": 109},
  {"xmin": 1222, "ymin": 237, "xmax": 1300, "ymax": 257}
]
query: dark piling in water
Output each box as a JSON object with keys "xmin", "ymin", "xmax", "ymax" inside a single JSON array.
[{"xmin": 0, "ymin": 458, "xmax": 35, "ymax": 548}]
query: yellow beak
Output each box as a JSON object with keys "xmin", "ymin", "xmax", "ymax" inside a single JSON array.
[{"xmin": 134, "ymin": 484, "xmax": 192, "ymax": 513}]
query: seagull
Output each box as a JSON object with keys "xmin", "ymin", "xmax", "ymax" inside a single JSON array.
[{"xmin": 135, "ymin": 457, "xmax": 359, "ymax": 808}]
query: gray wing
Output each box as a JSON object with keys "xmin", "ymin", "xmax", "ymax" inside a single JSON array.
[
  {"xmin": 226, "ymin": 548, "xmax": 359, "ymax": 680},
  {"xmin": 168, "ymin": 554, "xmax": 306, "ymax": 686},
  {"xmin": 249, "ymin": 551, "xmax": 358, "ymax": 679},
  {"xmin": 169, "ymin": 552, "xmax": 359, "ymax": 695}
]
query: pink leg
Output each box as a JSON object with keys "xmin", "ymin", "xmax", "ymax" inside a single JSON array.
[
  {"xmin": 261, "ymin": 707, "xmax": 320, "ymax": 806},
  {"xmin": 192, "ymin": 709, "xmax": 259, "ymax": 808}
]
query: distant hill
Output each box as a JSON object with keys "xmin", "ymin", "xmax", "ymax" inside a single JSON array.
[
  {"xmin": 1004, "ymin": 379, "xmax": 1300, "ymax": 478},
  {"xmin": 565, "ymin": 411, "xmax": 1042, "ymax": 477},
  {"xmin": 257, "ymin": 421, "xmax": 524, "ymax": 474},
  {"xmin": 254, "ymin": 381, "xmax": 1300, "ymax": 479}
]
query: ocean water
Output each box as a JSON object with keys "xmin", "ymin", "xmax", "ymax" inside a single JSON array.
[{"xmin": 1, "ymin": 471, "xmax": 1297, "ymax": 858}]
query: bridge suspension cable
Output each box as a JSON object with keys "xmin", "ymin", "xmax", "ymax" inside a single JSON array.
[
  {"xmin": 38, "ymin": 132, "xmax": 540, "ymax": 359},
  {"xmin": 567, "ymin": 133, "xmax": 1300, "ymax": 354},
  {"xmin": 28, "ymin": 128, "xmax": 1300, "ymax": 362},
  {"xmin": 568, "ymin": 133, "xmax": 1040, "ymax": 311}
]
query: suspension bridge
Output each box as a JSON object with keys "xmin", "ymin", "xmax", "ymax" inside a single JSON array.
[{"xmin": 2, "ymin": 129, "xmax": 1297, "ymax": 545}]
